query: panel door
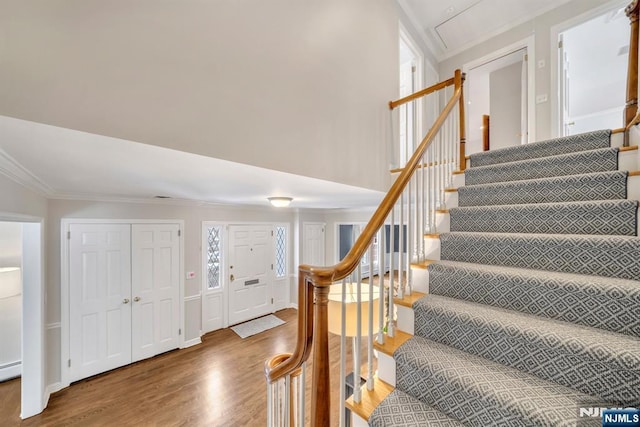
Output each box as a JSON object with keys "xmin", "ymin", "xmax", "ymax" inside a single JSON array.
[
  {"xmin": 69, "ymin": 224, "xmax": 131, "ymax": 382},
  {"xmin": 303, "ymin": 223, "xmax": 325, "ymax": 265},
  {"xmin": 131, "ymin": 224, "xmax": 180, "ymax": 362},
  {"xmin": 228, "ymin": 225, "xmax": 272, "ymax": 325}
]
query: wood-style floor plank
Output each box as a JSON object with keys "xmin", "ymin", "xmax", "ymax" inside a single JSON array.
[{"xmin": 0, "ymin": 309, "xmax": 364, "ymax": 426}]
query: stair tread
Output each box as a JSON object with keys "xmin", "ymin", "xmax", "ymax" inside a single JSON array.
[
  {"xmin": 374, "ymin": 330, "xmax": 412, "ymax": 356},
  {"xmin": 465, "ymin": 147, "xmax": 619, "ymax": 186},
  {"xmin": 440, "ymin": 231, "xmax": 640, "ymax": 281},
  {"xmin": 414, "ymin": 294, "xmax": 640, "ymax": 370},
  {"xmin": 369, "ymin": 389, "xmax": 464, "ymax": 427},
  {"xmin": 411, "ymin": 259, "xmax": 436, "ymax": 269},
  {"xmin": 449, "ymin": 199, "xmax": 639, "ymax": 236},
  {"xmin": 394, "ymin": 291, "xmax": 426, "ymax": 308},
  {"xmin": 428, "ymin": 260, "xmax": 640, "ymax": 337},
  {"xmin": 345, "ymin": 376, "xmax": 394, "ymax": 422},
  {"xmin": 468, "ymin": 129, "xmax": 611, "ymax": 168},
  {"xmin": 458, "ymin": 170, "xmax": 630, "ymax": 207},
  {"xmin": 395, "ymin": 336, "xmax": 602, "ymax": 426}
]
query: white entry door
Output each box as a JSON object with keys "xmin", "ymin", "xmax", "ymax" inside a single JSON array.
[
  {"xmin": 131, "ymin": 224, "xmax": 180, "ymax": 362},
  {"xmin": 69, "ymin": 224, "xmax": 132, "ymax": 382},
  {"xmin": 228, "ymin": 225, "xmax": 272, "ymax": 325}
]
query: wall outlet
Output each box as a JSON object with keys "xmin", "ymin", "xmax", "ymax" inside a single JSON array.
[
  {"xmin": 187, "ymin": 271, "xmax": 196, "ymax": 279},
  {"xmin": 536, "ymin": 94, "xmax": 548, "ymax": 104}
]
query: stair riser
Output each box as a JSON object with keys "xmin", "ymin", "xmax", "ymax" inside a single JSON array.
[
  {"xmin": 440, "ymin": 233, "xmax": 640, "ymax": 281},
  {"xmin": 426, "ymin": 264, "xmax": 640, "ymax": 338},
  {"xmin": 395, "ymin": 363, "xmax": 535, "ymax": 427},
  {"xmin": 437, "ymin": 211, "xmax": 640, "ymax": 237},
  {"xmin": 414, "ymin": 310, "xmax": 640, "ymax": 404},
  {"xmin": 437, "ymin": 200, "xmax": 639, "ymax": 236},
  {"xmin": 377, "ymin": 352, "xmax": 396, "ymax": 387},
  {"xmin": 454, "ymin": 172, "xmax": 633, "ymax": 208},
  {"xmin": 456, "ymin": 149, "xmax": 637, "ymax": 188},
  {"xmin": 396, "ymin": 305, "xmax": 414, "ymax": 335}
]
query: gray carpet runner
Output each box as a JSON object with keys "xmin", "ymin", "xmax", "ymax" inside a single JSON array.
[
  {"xmin": 428, "ymin": 261, "xmax": 640, "ymax": 337},
  {"xmin": 394, "ymin": 337, "xmax": 601, "ymax": 427},
  {"xmin": 440, "ymin": 232, "xmax": 640, "ymax": 280},
  {"xmin": 468, "ymin": 129, "xmax": 612, "ymax": 168},
  {"xmin": 457, "ymin": 171, "xmax": 629, "ymax": 207},
  {"xmin": 369, "ymin": 389, "xmax": 464, "ymax": 427},
  {"xmin": 369, "ymin": 129, "xmax": 640, "ymax": 426},
  {"xmin": 413, "ymin": 295, "xmax": 640, "ymax": 404},
  {"xmin": 449, "ymin": 199, "xmax": 638, "ymax": 235},
  {"xmin": 464, "ymin": 147, "xmax": 619, "ymax": 186}
]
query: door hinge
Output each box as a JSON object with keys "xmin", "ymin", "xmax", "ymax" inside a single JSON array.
[
  {"xmin": 179, "ymin": 328, "xmax": 182, "ymax": 335},
  {"xmin": 68, "ymin": 359, "xmax": 71, "ymax": 367},
  {"xmin": 271, "ymin": 298, "xmax": 274, "ymax": 304},
  {"xmin": 558, "ymin": 40, "xmax": 563, "ymax": 49},
  {"xmin": 411, "ymin": 65, "xmax": 416, "ymax": 73},
  {"xmin": 271, "ymin": 264, "xmax": 273, "ymax": 270},
  {"xmin": 271, "ymin": 230, "xmax": 274, "ymax": 236},
  {"xmin": 178, "ymin": 230, "xmax": 181, "ymax": 237},
  {"xmin": 67, "ymin": 231, "xmax": 71, "ymax": 239},
  {"xmin": 524, "ymin": 54, "xmax": 528, "ymax": 61}
]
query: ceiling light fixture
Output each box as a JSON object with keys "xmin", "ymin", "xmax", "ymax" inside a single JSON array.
[{"xmin": 268, "ymin": 197, "xmax": 293, "ymax": 207}]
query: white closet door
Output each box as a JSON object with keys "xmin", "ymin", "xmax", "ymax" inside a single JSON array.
[
  {"xmin": 131, "ymin": 224, "xmax": 180, "ymax": 362},
  {"xmin": 69, "ymin": 224, "xmax": 132, "ymax": 382}
]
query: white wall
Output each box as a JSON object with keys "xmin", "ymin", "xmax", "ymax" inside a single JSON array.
[
  {"xmin": 439, "ymin": 0, "xmax": 617, "ymax": 141},
  {"xmin": 490, "ymin": 61, "xmax": 523, "ymax": 149},
  {"xmin": 0, "ymin": 0, "xmax": 398, "ymax": 193}
]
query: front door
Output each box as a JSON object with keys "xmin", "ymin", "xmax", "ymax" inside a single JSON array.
[
  {"xmin": 228, "ymin": 225, "xmax": 272, "ymax": 325},
  {"xmin": 131, "ymin": 224, "xmax": 180, "ymax": 362},
  {"xmin": 69, "ymin": 224, "xmax": 131, "ymax": 382}
]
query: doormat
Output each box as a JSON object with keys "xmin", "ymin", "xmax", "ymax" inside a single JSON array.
[{"xmin": 230, "ymin": 314, "xmax": 285, "ymax": 339}]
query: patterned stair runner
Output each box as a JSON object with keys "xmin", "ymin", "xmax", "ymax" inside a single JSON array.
[{"xmin": 369, "ymin": 129, "xmax": 640, "ymax": 426}]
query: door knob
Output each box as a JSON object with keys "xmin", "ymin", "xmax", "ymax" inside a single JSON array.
[
  {"xmin": 123, "ymin": 298, "xmax": 130, "ymax": 304},
  {"xmin": 230, "ymin": 274, "xmax": 235, "ymax": 281},
  {"xmin": 134, "ymin": 296, "xmax": 141, "ymax": 302}
]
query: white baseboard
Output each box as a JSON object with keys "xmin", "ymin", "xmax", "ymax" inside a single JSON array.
[
  {"xmin": 0, "ymin": 362, "xmax": 21, "ymax": 382},
  {"xmin": 182, "ymin": 337, "xmax": 202, "ymax": 348}
]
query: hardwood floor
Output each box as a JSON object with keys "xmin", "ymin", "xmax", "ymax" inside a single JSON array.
[{"xmin": 0, "ymin": 309, "xmax": 364, "ymax": 426}]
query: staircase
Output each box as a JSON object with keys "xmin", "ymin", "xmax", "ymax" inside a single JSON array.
[{"xmin": 353, "ymin": 130, "xmax": 640, "ymax": 426}]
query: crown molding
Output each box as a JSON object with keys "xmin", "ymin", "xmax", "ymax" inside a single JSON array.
[{"xmin": 0, "ymin": 148, "xmax": 54, "ymax": 196}]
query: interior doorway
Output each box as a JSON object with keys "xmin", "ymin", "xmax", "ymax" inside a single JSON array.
[
  {"xmin": 0, "ymin": 216, "xmax": 44, "ymax": 419},
  {"xmin": 0, "ymin": 222, "xmax": 22, "ymax": 383},
  {"xmin": 557, "ymin": 4, "xmax": 629, "ymax": 136},
  {"xmin": 464, "ymin": 41, "xmax": 533, "ymax": 155},
  {"xmin": 397, "ymin": 26, "xmax": 424, "ymax": 167}
]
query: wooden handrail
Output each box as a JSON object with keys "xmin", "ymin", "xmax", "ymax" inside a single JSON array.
[
  {"xmin": 265, "ymin": 70, "xmax": 464, "ymax": 426},
  {"xmin": 625, "ymin": 0, "xmax": 639, "ymax": 146},
  {"xmin": 389, "ymin": 77, "xmax": 456, "ymax": 110}
]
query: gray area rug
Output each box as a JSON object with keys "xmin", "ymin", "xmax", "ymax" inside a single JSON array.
[{"xmin": 230, "ymin": 314, "xmax": 285, "ymax": 339}]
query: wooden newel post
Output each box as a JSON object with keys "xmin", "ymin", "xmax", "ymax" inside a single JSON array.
[
  {"xmin": 625, "ymin": 0, "xmax": 639, "ymax": 145},
  {"xmin": 456, "ymin": 69, "xmax": 467, "ymax": 171},
  {"xmin": 311, "ymin": 283, "xmax": 331, "ymax": 426}
]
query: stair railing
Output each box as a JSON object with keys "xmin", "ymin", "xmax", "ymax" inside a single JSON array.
[
  {"xmin": 265, "ymin": 69, "xmax": 466, "ymax": 427},
  {"xmin": 625, "ymin": 0, "xmax": 639, "ymax": 146}
]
